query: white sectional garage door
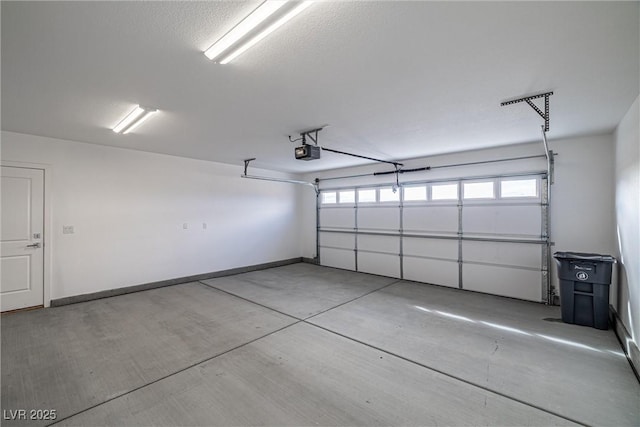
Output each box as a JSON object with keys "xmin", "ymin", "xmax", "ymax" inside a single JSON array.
[{"xmin": 318, "ymin": 174, "xmax": 550, "ymax": 302}]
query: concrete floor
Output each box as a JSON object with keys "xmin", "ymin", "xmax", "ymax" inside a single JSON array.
[{"xmin": 2, "ymin": 263, "xmax": 638, "ymax": 426}]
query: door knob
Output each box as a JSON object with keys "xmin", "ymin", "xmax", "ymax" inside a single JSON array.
[{"xmin": 26, "ymin": 243, "xmax": 41, "ymax": 248}]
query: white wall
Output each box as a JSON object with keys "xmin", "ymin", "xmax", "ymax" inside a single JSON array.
[
  {"xmin": 1, "ymin": 131, "xmax": 302, "ymax": 300},
  {"xmin": 548, "ymin": 133, "xmax": 617, "ymax": 297},
  {"xmin": 300, "ymin": 134, "xmax": 617, "ymax": 301},
  {"xmin": 614, "ymin": 96, "xmax": 639, "ymax": 358}
]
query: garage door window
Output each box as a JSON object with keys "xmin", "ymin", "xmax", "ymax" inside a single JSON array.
[
  {"xmin": 379, "ymin": 187, "xmax": 400, "ymax": 202},
  {"xmin": 358, "ymin": 188, "xmax": 377, "ymax": 203},
  {"xmin": 431, "ymin": 183, "xmax": 458, "ymax": 201},
  {"xmin": 463, "ymin": 181, "xmax": 494, "ymax": 199},
  {"xmin": 403, "ymin": 186, "xmax": 427, "ymax": 201},
  {"xmin": 321, "ymin": 192, "xmax": 337, "ymax": 204},
  {"xmin": 339, "ymin": 190, "xmax": 355, "ymax": 204},
  {"xmin": 500, "ymin": 179, "xmax": 538, "ymax": 198}
]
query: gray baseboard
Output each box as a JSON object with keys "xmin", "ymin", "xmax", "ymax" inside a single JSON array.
[
  {"xmin": 51, "ymin": 258, "xmax": 303, "ymax": 307},
  {"xmin": 301, "ymin": 257, "xmax": 318, "ymax": 264},
  {"xmin": 611, "ymin": 307, "xmax": 640, "ymax": 383}
]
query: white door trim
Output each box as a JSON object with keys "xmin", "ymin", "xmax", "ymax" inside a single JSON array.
[{"xmin": 1, "ymin": 160, "xmax": 52, "ymax": 308}]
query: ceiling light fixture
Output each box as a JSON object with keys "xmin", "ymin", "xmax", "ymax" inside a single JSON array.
[
  {"xmin": 112, "ymin": 105, "xmax": 158, "ymax": 134},
  {"xmin": 219, "ymin": 1, "xmax": 313, "ymax": 65},
  {"xmin": 204, "ymin": 0, "xmax": 288, "ymax": 62}
]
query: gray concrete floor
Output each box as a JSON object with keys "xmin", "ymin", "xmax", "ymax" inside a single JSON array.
[{"xmin": 2, "ymin": 263, "xmax": 638, "ymax": 426}]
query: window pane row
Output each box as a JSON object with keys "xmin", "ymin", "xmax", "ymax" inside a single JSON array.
[{"xmin": 321, "ymin": 178, "xmax": 538, "ymax": 204}]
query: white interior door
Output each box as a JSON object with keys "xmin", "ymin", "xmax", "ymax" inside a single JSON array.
[{"xmin": 1, "ymin": 166, "xmax": 45, "ymax": 311}]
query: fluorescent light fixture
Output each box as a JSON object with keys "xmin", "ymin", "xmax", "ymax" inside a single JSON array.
[
  {"xmin": 204, "ymin": 0, "xmax": 288, "ymax": 61},
  {"xmin": 122, "ymin": 109, "xmax": 157, "ymax": 134},
  {"xmin": 219, "ymin": 1, "xmax": 313, "ymax": 64},
  {"xmin": 112, "ymin": 105, "xmax": 158, "ymax": 134}
]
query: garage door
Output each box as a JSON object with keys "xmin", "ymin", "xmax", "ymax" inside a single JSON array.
[{"xmin": 318, "ymin": 173, "xmax": 550, "ymax": 302}]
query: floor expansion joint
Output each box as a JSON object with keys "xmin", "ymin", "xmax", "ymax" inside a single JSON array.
[
  {"xmin": 48, "ymin": 320, "xmax": 303, "ymax": 426},
  {"xmin": 303, "ymin": 321, "xmax": 588, "ymax": 427}
]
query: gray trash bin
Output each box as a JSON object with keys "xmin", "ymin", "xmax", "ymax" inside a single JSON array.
[{"xmin": 553, "ymin": 252, "xmax": 615, "ymax": 330}]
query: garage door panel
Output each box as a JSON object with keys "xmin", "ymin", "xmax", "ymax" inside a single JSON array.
[
  {"xmin": 357, "ymin": 234, "xmax": 399, "ymax": 254},
  {"xmin": 463, "ymin": 264, "xmax": 542, "ymax": 302},
  {"xmin": 463, "ymin": 205, "xmax": 541, "ymax": 236},
  {"xmin": 403, "ymin": 237, "xmax": 457, "ymax": 260},
  {"xmin": 319, "ymin": 232, "xmax": 354, "ymax": 250},
  {"xmin": 358, "ymin": 207, "xmax": 399, "ymax": 231},
  {"xmin": 404, "ymin": 257, "xmax": 459, "ymax": 288},
  {"xmin": 320, "ymin": 248, "xmax": 355, "ymax": 271},
  {"xmin": 463, "ymin": 240, "xmax": 541, "ymax": 269},
  {"xmin": 320, "ymin": 208, "xmax": 354, "ymax": 229},
  {"xmin": 319, "ymin": 173, "xmax": 545, "ymax": 302},
  {"xmin": 403, "ymin": 206, "xmax": 458, "ymax": 233},
  {"xmin": 358, "ymin": 252, "xmax": 400, "ymax": 278}
]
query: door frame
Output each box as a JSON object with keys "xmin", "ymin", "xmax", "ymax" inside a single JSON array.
[{"xmin": 2, "ymin": 160, "xmax": 52, "ymax": 308}]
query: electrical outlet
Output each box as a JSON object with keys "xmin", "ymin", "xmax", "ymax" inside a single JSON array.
[{"xmin": 62, "ymin": 225, "xmax": 74, "ymax": 234}]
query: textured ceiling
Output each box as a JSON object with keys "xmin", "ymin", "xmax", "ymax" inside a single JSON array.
[{"xmin": 2, "ymin": 1, "xmax": 638, "ymax": 172}]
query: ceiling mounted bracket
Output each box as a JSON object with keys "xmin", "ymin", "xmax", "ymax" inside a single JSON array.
[
  {"xmin": 289, "ymin": 127, "xmax": 325, "ymax": 146},
  {"xmin": 501, "ymin": 91, "xmax": 554, "ymax": 131},
  {"xmin": 243, "ymin": 157, "xmax": 257, "ymax": 176}
]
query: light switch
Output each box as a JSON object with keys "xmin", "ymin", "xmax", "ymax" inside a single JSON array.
[
  {"xmin": 183, "ymin": 223, "xmax": 188, "ymax": 230},
  {"xmin": 63, "ymin": 226, "xmax": 74, "ymax": 234},
  {"xmin": 202, "ymin": 223, "xmax": 207, "ymax": 230}
]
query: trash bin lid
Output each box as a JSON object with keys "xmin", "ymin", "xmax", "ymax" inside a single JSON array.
[{"xmin": 553, "ymin": 252, "xmax": 616, "ymax": 263}]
